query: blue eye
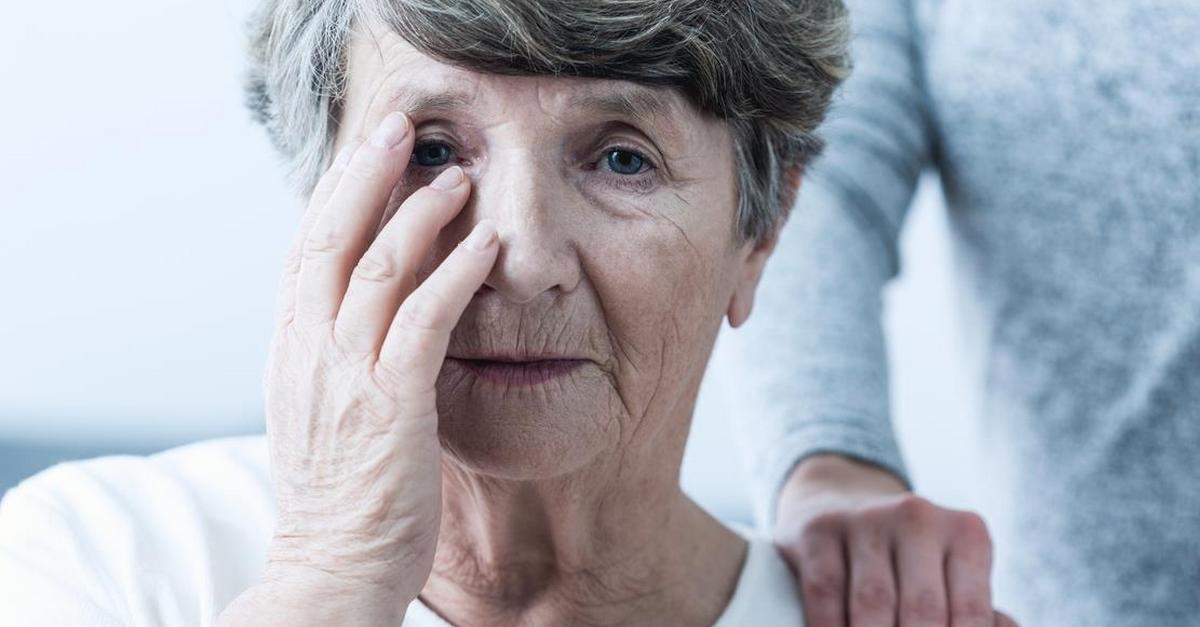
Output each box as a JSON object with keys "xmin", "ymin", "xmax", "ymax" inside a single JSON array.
[
  {"xmin": 413, "ymin": 142, "xmax": 453, "ymax": 167},
  {"xmin": 605, "ymin": 149, "xmax": 650, "ymax": 175}
]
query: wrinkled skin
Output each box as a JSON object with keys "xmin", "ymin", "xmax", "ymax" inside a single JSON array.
[{"xmin": 337, "ymin": 39, "xmax": 748, "ymax": 485}]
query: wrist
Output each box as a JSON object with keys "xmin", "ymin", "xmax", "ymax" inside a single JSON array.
[
  {"xmin": 790, "ymin": 453, "xmax": 906, "ymax": 490},
  {"xmin": 264, "ymin": 526, "xmax": 432, "ymax": 596},
  {"xmin": 250, "ymin": 562, "xmax": 414, "ymax": 624},
  {"xmin": 218, "ymin": 567, "xmax": 413, "ymax": 627},
  {"xmin": 262, "ymin": 545, "xmax": 426, "ymax": 599},
  {"xmin": 776, "ymin": 454, "xmax": 908, "ymax": 524}
]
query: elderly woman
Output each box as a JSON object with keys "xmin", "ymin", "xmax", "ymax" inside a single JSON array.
[{"xmin": 0, "ymin": 1, "xmax": 1018, "ymax": 626}]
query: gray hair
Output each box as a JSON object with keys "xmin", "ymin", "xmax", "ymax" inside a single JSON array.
[{"xmin": 243, "ymin": 0, "xmax": 851, "ymax": 241}]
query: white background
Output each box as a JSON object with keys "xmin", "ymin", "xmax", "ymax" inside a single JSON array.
[{"xmin": 0, "ymin": 0, "xmax": 994, "ymax": 562}]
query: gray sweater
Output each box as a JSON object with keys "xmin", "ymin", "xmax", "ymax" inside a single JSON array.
[{"xmin": 726, "ymin": 0, "xmax": 1200, "ymax": 624}]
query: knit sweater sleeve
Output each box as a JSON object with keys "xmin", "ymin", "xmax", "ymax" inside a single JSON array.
[{"xmin": 723, "ymin": 0, "xmax": 933, "ymax": 527}]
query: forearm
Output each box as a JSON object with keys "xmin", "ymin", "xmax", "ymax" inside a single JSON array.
[
  {"xmin": 723, "ymin": 177, "xmax": 912, "ymax": 523},
  {"xmin": 726, "ymin": 0, "xmax": 933, "ymax": 527}
]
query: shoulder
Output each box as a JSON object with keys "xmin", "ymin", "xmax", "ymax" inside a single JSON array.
[
  {"xmin": 713, "ymin": 523, "xmax": 805, "ymax": 627},
  {"xmin": 0, "ymin": 434, "xmax": 274, "ymax": 626}
]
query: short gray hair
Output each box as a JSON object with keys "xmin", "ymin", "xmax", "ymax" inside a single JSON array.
[{"xmin": 243, "ymin": 0, "xmax": 850, "ymax": 241}]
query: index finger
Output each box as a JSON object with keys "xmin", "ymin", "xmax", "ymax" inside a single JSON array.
[
  {"xmin": 272, "ymin": 138, "xmax": 362, "ymax": 328},
  {"xmin": 294, "ymin": 111, "xmax": 416, "ymax": 328}
]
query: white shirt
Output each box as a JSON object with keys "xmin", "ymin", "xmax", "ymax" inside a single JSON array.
[{"xmin": 0, "ymin": 435, "xmax": 804, "ymax": 626}]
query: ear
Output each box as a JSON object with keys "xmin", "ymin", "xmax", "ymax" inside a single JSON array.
[{"xmin": 726, "ymin": 165, "xmax": 803, "ymax": 328}]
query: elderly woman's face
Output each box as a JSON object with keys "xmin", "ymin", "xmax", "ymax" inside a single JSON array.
[{"xmin": 336, "ymin": 25, "xmax": 774, "ymax": 479}]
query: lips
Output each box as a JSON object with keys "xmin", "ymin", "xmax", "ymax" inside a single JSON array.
[{"xmin": 448, "ymin": 356, "xmax": 586, "ymax": 386}]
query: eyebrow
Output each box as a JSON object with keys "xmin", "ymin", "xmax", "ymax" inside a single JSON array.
[
  {"xmin": 387, "ymin": 88, "xmax": 475, "ymax": 115},
  {"xmin": 386, "ymin": 83, "xmax": 684, "ymax": 141},
  {"xmin": 567, "ymin": 88, "xmax": 675, "ymax": 119},
  {"xmin": 577, "ymin": 88, "xmax": 686, "ymax": 147}
]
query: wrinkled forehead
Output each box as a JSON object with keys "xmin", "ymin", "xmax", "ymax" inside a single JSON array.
[{"xmin": 343, "ymin": 21, "xmax": 710, "ymax": 143}]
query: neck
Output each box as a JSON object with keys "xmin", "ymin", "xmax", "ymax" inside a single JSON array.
[{"xmin": 419, "ymin": 456, "xmax": 746, "ymax": 627}]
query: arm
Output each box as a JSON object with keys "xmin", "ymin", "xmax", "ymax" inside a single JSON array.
[
  {"xmin": 725, "ymin": 0, "xmax": 1010, "ymax": 625},
  {"xmin": 728, "ymin": 0, "xmax": 929, "ymax": 529}
]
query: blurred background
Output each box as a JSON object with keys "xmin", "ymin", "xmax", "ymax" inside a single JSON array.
[{"xmin": 0, "ymin": 0, "xmax": 994, "ymax": 553}]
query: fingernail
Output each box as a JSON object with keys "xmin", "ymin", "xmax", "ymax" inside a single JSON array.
[
  {"xmin": 369, "ymin": 112, "xmax": 410, "ymax": 149},
  {"xmin": 430, "ymin": 166, "xmax": 464, "ymax": 191},
  {"xmin": 332, "ymin": 144, "xmax": 355, "ymax": 168},
  {"xmin": 463, "ymin": 220, "xmax": 497, "ymax": 251}
]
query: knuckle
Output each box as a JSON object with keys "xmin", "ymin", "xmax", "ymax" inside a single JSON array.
[
  {"xmin": 371, "ymin": 357, "xmax": 407, "ymax": 389},
  {"xmin": 377, "ymin": 332, "xmax": 439, "ymax": 392},
  {"xmin": 351, "ymin": 252, "xmax": 400, "ymax": 284},
  {"xmin": 396, "ymin": 296, "xmax": 442, "ymax": 333},
  {"xmin": 952, "ymin": 511, "xmax": 992, "ymax": 545},
  {"xmin": 302, "ymin": 230, "xmax": 350, "ymax": 262},
  {"xmin": 901, "ymin": 588, "xmax": 948, "ymax": 623},
  {"xmin": 801, "ymin": 570, "xmax": 845, "ymax": 603},
  {"xmin": 847, "ymin": 517, "xmax": 890, "ymax": 553},
  {"xmin": 896, "ymin": 494, "xmax": 936, "ymax": 523},
  {"xmin": 852, "ymin": 578, "xmax": 896, "ymax": 612}
]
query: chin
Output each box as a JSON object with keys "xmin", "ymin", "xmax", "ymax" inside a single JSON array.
[{"xmin": 434, "ymin": 361, "xmax": 620, "ymax": 480}]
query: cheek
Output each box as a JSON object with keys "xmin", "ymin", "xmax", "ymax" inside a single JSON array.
[{"xmin": 578, "ymin": 210, "xmax": 735, "ymax": 421}]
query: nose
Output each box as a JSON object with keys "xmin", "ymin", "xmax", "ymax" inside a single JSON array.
[{"xmin": 469, "ymin": 151, "xmax": 581, "ymax": 303}]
